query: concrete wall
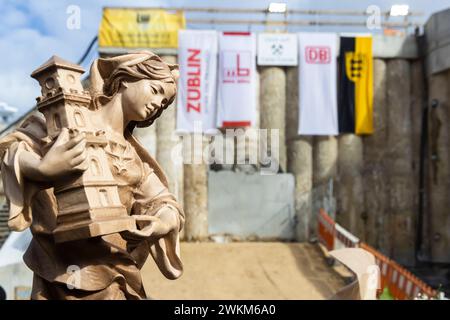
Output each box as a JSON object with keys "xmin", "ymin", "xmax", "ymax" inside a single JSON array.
[
  {"xmin": 427, "ymin": 70, "xmax": 450, "ymax": 263},
  {"xmin": 208, "ymin": 171, "xmax": 295, "ymax": 240},
  {"xmin": 423, "ymin": 8, "xmax": 450, "ymax": 263},
  {"xmin": 283, "ymin": 54, "xmax": 425, "ymax": 266},
  {"xmin": 200, "ymin": 47, "xmax": 430, "ymax": 267},
  {"xmin": 425, "ymin": 8, "xmax": 450, "ymax": 75}
]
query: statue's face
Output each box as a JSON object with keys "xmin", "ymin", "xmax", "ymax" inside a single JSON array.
[{"xmin": 121, "ymin": 79, "xmax": 176, "ymax": 122}]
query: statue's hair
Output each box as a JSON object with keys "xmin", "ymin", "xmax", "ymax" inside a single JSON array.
[{"xmin": 92, "ymin": 54, "xmax": 179, "ymax": 132}]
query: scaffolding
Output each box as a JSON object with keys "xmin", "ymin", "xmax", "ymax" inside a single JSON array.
[{"xmin": 107, "ymin": 6, "xmax": 423, "ymax": 31}]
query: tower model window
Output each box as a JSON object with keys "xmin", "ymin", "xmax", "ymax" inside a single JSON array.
[
  {"xmin": 74, "ymin": 111, "xmax": 85, "ymax": 127},
  {"xmin": 53, "ymin": 113, "xmax": 62, "ymax": 129},
  {"xmin": 90, "ymin": 158, "xmax": 101, "ymax": 176},
  {"xmin": 99, "ymin": 189, "xmax": 109, "ymax": 207}
]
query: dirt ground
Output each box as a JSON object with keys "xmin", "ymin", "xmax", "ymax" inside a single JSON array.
[{"xmin": 141, "ymin": 242, "xmax": 348, "ymax": 300}]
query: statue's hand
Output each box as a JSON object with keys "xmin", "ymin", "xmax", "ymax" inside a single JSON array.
[
  {"xmin": 122, "ymin": 208, "xmax": 178, "ymax": 248},
  {"xmin": 36, "ymin": 128, "xmax": 88, "ymax": 181}
]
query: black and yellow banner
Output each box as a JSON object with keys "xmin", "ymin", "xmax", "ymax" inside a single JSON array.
[
  {"xmin": 99, "ymin": 8, "xmax": 186, "ymax": 49},
  {"xmin": 338, "ymin": 36, "xmax": 373, "ymax": 134}
]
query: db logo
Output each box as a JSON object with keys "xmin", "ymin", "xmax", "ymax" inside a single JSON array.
[{"xmin": 305, "ymin": 46, "xmax": 331, "ymax": 64}]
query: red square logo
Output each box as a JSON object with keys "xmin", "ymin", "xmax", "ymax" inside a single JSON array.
[{"xmin": 305, "ymin": 46, "xmax": 331, "ymax": 64}]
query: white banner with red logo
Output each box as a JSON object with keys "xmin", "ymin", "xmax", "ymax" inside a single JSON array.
[
  {"xmin": 176, "ymin": 30, "xmax": 218, "ymax": 133},
  {"xmin": 298, "ymin": 33, "xmax": 338, "ymax": 135},
  {"xmin": 217, "ymin": 32, "xmax": 257, "ymax": 128}
]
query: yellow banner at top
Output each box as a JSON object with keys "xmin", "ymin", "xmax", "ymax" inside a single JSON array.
[{"xmin": 99, "ymin": 8, "xmax": 186, "ymax": 49}]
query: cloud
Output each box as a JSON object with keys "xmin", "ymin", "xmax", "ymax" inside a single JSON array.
[
  {"xmin": 0, "ymin": 27, "xmax": 72, "ymax": 113},
  {"xmin": 1, "ymin": 7, "xmax": 28, "ymax": 31},
  {"xmin": 0, "ymin": 0, "xmax": 168, "ymax": 116},
  {"xmin": 0, "ymin": 1, "xmax": 97, "ymax": 115},
  {"xmin": 0, "ymin": 101, "xmax": 18, "ymax": 125}
]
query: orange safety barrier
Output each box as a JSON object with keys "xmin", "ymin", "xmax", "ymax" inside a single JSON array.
[
  {"xmin": 318, "ymin": 208, "xmax": 335, "ymax": 251},
  {"xmin": 358, "ymin": 242, "xmax": 390, "ymax": 293},
  {"xmin": 318, "ymin": 209, "xmax": 360, "ymax": 250},
  {"xmin": 358, "ymin": 242, "xmax": 437, "ymax": 299},
  {"xmin": 334, "ymin": 223, "xmax": 360, "ymax": 249},
  {"xmin": 317, "ymin": 209, "xmax": 438, "ymax": 300}
]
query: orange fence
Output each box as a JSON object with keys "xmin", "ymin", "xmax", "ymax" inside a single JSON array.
[
  {"xmin": 317, "ymin": 209, "xmax": 437, "ymax": 300},
  {"xmin": 318, "ymin": 209, "xmax": 335, "ymax": 251}
]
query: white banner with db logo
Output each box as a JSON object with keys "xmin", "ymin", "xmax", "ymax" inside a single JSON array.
[{"xmin": 298, "ymin": 32, "xmax": 338, "ymax": 135}]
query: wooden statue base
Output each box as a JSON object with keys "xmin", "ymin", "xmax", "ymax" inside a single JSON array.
[{"xmin": 53, "ymin": 216, "xmax": 136, "ymax": 243}]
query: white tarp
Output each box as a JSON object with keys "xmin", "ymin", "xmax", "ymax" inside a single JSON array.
[
  {"xmin": 176, "ymin": 30, "xmax": 218, "ymax": 133},
  {"xmin": 217, "ymin": 32, "xmax": 257, "ymax": 128},
  {"xmin": 298, "ymin": 33, "xmax": 338, "ymax": 135},
  {"xmin": 0, "ymin": 230, "xmax": 32, "ymax": 300},
  {"xmin": 0, "ymin": 230, "xmax": 31, "ymax": 268}
]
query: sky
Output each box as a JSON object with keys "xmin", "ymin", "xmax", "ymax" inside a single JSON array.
[{"xmin": 0, "ymin": 0, "xmax": 449, "ymax": 120}]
